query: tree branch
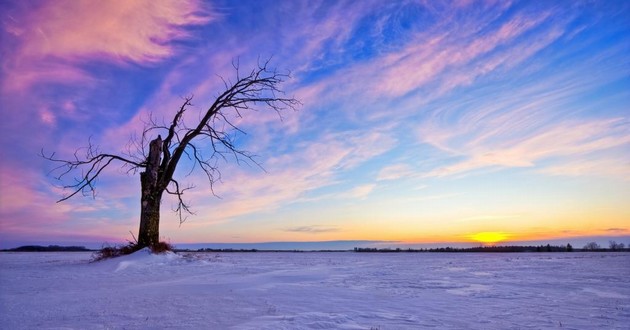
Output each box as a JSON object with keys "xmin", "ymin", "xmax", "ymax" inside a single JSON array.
[
  {"xmin": 160, "ymin": 60, "xmax": 299, "ymax": 192},
  {"xmin": 165, "ymin": 178, "xmax": 195, "ymax": 225},
  {"xmin": 41, "ymin": 141, "xmax": 143, "ymax": 202},
  {"xmin": 43, "ymin": 58, "xmax": 300, "ymax": 224}
]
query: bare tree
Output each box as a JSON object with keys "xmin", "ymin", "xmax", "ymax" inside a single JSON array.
[
  {"xmin": 583, "ymin": 241, "xmax": 601, "ymax": 251},
  {"xmin": 42, "ymin": 60, "xmax": 299, "ymax": 249},
  {"xmin": 609, "ymin": 240, "xmax": 625, "ymax": 251}
]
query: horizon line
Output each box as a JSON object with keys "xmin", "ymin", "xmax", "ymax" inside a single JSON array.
[{"xmin": 3, "ymin": 235, "xmax": 629, "ymax": 251}]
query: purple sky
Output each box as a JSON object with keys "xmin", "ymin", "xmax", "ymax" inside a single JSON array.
[{"xmin": 0, "ymin": 0, "xmax": 628, "ymax": 249}]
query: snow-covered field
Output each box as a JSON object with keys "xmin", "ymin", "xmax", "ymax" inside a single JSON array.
[{"xmin": 1, "ymin": 250, "xmax": 629, "ymax": 329}]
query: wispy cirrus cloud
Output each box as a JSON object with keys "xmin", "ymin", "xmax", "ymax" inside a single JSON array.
[
  {"xmin": 296, "ymin": 3, "xmax": 559, "ymax": 108},
  {"xmin": 539, "ymin": 155, "xmax": 630, "ymax": 180},
  {"xmin": 341, "ymin": 184, "xmax": 377, "ymax": 200},
  {"xmin": 166, "ymin": 129, "xmax": 396, "ymax": 225},
  {"xmin": 283, "ymin": 2, "xmax": 586, "ymax": 183},
  {"xmin": 425, "ymin": 118, "xmax": 629, "ymax": 177},
  {"xmin": 374, "ymin": 10, "xmax": 554, "ymax": 98},
  {"xmin": 377, "ymin": 164, "xmax": 416, "ymax": 181},
  {"xmin": 418, "ymin": 56, "xmax": 630, "ymax": 178},
  {"xmin": 283, "ymin": 226, "xmax": 340, "ymax": 234}
]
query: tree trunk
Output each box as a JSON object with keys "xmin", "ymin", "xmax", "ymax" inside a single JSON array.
[
  {"xmin": 138, "ymin": 190, "xmax": 161, "ymax": 248},
  {"xmin": 138, "ymin": 136, "xmax": 163, "ymax": 248}
]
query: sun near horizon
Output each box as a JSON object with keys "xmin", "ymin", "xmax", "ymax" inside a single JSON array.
[{"xmin": 469, "ymin": 232, "xmax": 510, "ymax": 245}]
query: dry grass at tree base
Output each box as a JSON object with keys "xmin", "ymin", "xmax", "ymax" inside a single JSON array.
[
  {"xmin": 150, "ymin": 241, "xmax": 173, "ymax": 253},
  {"xmin": 92, "ymin": 241, "xmax": 173, "ymax": 261}
]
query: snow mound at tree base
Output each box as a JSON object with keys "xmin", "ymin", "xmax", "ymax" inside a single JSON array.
[{"xmin": 94, "ymin": 247, "xmax": 182, "ymax": 272}]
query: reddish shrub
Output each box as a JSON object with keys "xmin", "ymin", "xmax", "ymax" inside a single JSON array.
[
  {"xmin": 92, "ymin": 241, "xmax": 172, "ymax": 261},
  {"xmin": 150, "ymin": 241, "xmax": 173, "ymax": 254}
]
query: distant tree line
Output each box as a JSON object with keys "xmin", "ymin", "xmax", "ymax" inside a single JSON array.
[
  {"xmin": 2, "ymin": 242, "xmax": 628, "ymax": 253},
  {"xmin": 354, "ymin": 242, "xmax": 630, "ymax": 253},
  {"xmin": 582, "ymin": 240, "xmax": 627, "ymax": 252},
  {"xmin": 354, "ymin": 245, "xmax": 571, "ymax": 253},
  {"xmin": 2, "ymin": 245, "xmax": 92, "ymax": 252}
]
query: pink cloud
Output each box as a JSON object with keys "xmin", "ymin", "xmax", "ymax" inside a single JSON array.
[
  {"xmin": 0, "ymin": 166, "xmax": 40, "ymax": 214},
  {"xmin": 2, "ymin": 0, "xmax": 213, "ymax": 93},
  {"xmin": 375, "ymin": 11, "xmax": 552, "ymax": 98},
  {"xmin": 0, "ymin": 62, "xmax": 93, "ymax": 94},
  {"xmin": 38, "ymin": 106, "xmax": 56, "ymax": 126},
  {"xmin": 0, "ymin": 164, "xmax": 76, "ymax": 240},
  {"xmin": 15, "ymin": 0, "xmax": 211, "ymax": 63}
]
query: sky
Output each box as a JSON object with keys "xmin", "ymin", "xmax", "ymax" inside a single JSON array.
[{"xmin": 0, "ymin": 0, "xmax": 628, "ymax": 249}]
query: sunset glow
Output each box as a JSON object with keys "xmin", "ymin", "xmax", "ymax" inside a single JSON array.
[
  {"xmin": 470, "ymin": 232, "xmax": 510, "ymax": 245},
  {"xmin": 0, "ymin": 1, "xmax": 628, "ymax": 249}
]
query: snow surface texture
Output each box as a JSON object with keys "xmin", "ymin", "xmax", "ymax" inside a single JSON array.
[{"xmin": 1, "ymin": 250, "xmax": 629, "ymax": 329}]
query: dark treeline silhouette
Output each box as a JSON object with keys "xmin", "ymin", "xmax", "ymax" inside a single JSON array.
[
  {"xmin": 2, "ymin": 245, "xmax": 92, "ymax": 252},
  {"xmin": 354, "ymin": 244, "xmax": 594, "ymax": 253},
  {"xmin": 581, "ymin": 241, "xmax": 628, "ymax": 252}
]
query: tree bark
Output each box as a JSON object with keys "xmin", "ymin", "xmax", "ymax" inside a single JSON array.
[{"xmin": 138, "ymin": 135, "xmax": 163, "ymax": 248}]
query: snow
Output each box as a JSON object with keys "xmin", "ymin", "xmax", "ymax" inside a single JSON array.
[{"xmin": 1, "ymin": 251, "xmax": 629, "ymax": 329}]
